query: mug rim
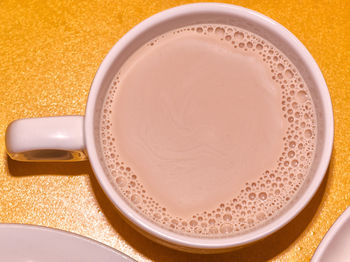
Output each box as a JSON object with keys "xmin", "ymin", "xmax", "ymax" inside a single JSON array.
[{"xmin": 85, "ymin": 3, "xmax": 334, "ymax": 250}]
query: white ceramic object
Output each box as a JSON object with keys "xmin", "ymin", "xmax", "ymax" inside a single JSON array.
[
  {"xmin": 0, "ymin": 224, "xmax": 134, "ymax": 262},
  {"xmin": 5, "ymin": 3, "xmax": 334, "ymax": 252},
  {"xmin": 311, "ymin": 207, "xmax": 350, "ymax": 262},
  {"xmin": 6, "ymin": 116, "xmax": 86, "ymax": 161}
]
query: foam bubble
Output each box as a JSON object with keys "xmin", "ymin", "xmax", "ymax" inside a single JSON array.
[
  {"xmin": 277, "ymin": 63, "xmax": 284, "ymax": 71},
  {"xmin": 258, "ymin": 192, "xmax": 267, "ymax": 201},
  {"xmin": 285, "ymin": 69, "xmax": 294, "ymax": 79},
  {"xmin": 220, "ymin": 223, "xmax": 233, "ymax": 233},
  {"xmin": 206, "ymin": 218, "xmax": 214, "ymax": 225},
  {"xmin": 256, "ymin": 212, "xmax": 266, "ymax": 221},
  {"xmin": 296, "ymin": 91, "xmax": 308, "ymax": 103},
  {"xmin": 196, "ymin": 27, "xmax": 203, "ymax": 33},
  {"xmin": 190, "ymin": 220, "xmax": 198, "ymax": 227},
  {"xmin": 234, "ymin": 31, "xmax": 244, "ymax": 40},
  {"xmin": 288, "ymin": 150, "xmax": 295, "ymax": 158},
  {"xmin": 223, "ymin": 214, "xmax": 233, "ymax": 221},
  {"xmin": 131, "ymin": 194, "xmax": 141, "ymax": 204},
  {"xmin": 214, "ymin": 27, "xmax": 225, "ymax": 36},
  {"xmin": 209, "ymin": 227, "xmax": 218, "ymax": 234},
  {"xmin": 225, "ymin": 35, "xmax": 232, "ymax": 41},
  {"xmin": 305, "ymin": 129, "xmax": 312, "ymax": 138},
  {"xmin": 116, "ymin": 176, "xmax": 126, "ymax": 187}
]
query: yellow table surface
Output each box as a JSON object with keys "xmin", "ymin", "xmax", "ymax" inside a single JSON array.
[{"xmin": 1, "ymin": 0, "xmax": 349, "ymax": 261}]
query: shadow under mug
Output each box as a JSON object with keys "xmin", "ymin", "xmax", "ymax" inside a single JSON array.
[{"xmin": 5, "ymin": 3, "xmax": 333, "ymax": 253}]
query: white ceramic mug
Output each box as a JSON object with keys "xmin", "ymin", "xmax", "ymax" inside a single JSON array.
[{"xmin": 5, "ymin": 3, "xmax": 333, "ymax": 253}]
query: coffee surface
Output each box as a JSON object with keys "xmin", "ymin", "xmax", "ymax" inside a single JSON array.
[{"xmin": 100, "ymin": 24, "xmax": 317, "ymax": 237}]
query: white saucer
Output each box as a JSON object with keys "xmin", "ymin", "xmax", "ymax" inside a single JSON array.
[
  {"xmin": 0, "ymin": 224, "xmax": 134, "ymax": 262},
  {"xmin": 312, "ymin": 207, "xmax": 350, "ymax": 262}
]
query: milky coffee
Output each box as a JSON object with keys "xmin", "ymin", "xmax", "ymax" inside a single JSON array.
[{"xmin": 100, "ymin": 24, "xmax": 317, "ymax": 237}]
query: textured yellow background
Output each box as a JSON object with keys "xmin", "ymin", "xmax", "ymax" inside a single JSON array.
[{"xmin": 0, "ymin": 0, "xmax": 349, "ymax": 261}]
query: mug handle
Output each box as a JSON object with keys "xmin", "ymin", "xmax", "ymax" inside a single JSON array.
[{"xmin": 5, "ymin": 116, "xmax": 87, "ymax": 161}]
